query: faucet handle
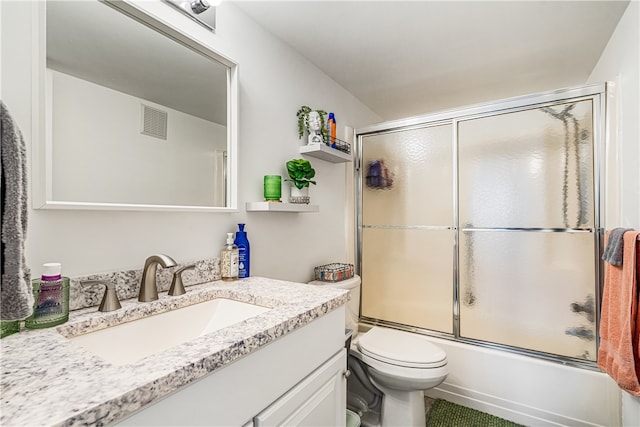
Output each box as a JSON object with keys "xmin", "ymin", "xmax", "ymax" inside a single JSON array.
[
  {"xmin": 81, "ymin": 280, "xmax": 122, "ymax": 312},
  {"xmin": 168, "ymin": 265, "xmax": 196, "ymax": 296}
]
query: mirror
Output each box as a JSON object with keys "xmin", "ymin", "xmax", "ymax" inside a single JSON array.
[{"xmin": 35, "ymin": 0, "xmax": 238, "ymax": 211}]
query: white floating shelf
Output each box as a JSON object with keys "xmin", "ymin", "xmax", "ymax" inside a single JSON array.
[
  {"xmin": 246, "ymin": 202, "xmax": 319, "ymax": 213},
  {"xmin": 299, "ymin": 144, "xmax": 351, "ymax": 163}
]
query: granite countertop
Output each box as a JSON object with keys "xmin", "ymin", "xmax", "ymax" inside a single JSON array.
[{"xmin": 0, "ymin": 276, "xmax": 348, "ymax": 427}]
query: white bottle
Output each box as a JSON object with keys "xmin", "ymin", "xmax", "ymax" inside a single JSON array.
[{"xmin": 221, "ymin": 232, "xmax": 239, "ymax": 281}]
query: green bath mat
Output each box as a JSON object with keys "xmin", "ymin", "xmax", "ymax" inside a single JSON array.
[{"xmin": 426, "ymin": 399, "xmax": 524, "ymax": 427}]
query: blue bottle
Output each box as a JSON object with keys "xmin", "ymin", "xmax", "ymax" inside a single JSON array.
[{"xmin": 234, "ymin": 224, "xmax": 250, "ymax": 278}]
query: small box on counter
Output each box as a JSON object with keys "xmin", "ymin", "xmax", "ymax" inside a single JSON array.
[{"xmin": 313, "ymin": 263, "xmax": 354, "ymax": 282}]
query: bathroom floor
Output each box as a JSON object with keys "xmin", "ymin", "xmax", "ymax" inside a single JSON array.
[
  {"xmin": 424, "ymin": 397, "xmax": 525, "ymax": 427},
  {"xmin": 353, "ymin": 397, "xmax": 522, "ymax": 427}
]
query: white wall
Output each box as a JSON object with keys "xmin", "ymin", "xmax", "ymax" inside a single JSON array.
[
  {"xmin": 588, "ymin": 1, "xmax": 640, "ymax": 230},
  {"xmin": 587, "ymin": 1, "xmax": 640, "ymax": 425},
  {"xmin": 0, "ymin": 1, "xmax": 380, "ymax": 280},
  {"xmin": 50, "ymin": 69, "xmax": 226, "ymax": 206}
]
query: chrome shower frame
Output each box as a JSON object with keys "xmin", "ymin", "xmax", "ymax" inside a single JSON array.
[{"xmin": 354, "ymin": 83, "xmax": 609, "ymax": 371}]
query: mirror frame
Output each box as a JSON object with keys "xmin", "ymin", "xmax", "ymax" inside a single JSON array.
[{"xmin": 32, "ymin": 0, "xmax": 238, "ymax": 212}]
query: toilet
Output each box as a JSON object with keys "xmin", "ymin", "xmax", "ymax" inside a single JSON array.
[{"xmin": 308, "ymin": 275, "xmax": 448, "ymax": 427}]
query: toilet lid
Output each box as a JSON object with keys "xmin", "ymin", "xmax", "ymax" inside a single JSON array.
[{"xmin": 357, "ymin": 327, "xmax": 446, "ymax": 368}]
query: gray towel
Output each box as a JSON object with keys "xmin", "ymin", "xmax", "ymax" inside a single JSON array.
[
  {"xmin": 1, "ymin": 101, "xmax": 33, "ymax": 321},
  {"xmin": 602, "ymin": 228, "xmax": 633, "ymax": 267}
]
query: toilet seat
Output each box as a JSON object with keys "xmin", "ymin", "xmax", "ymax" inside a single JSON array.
[{"xmin": 357, "ymin": 327, "xmax": 446, "ymax": 369}]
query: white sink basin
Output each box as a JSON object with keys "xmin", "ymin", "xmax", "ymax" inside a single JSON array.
[{"xmin": 67, "ymin": 298, "xmax": 271, "ymax": 366}]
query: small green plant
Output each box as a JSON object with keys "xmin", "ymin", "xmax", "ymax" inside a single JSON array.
[
  {"xmin": 296, "ymin": 106, "xmax": 327, "ymax": 140},
  {"xmin": 285, "ymin": 159, "xmax": 316, "ymax": 189}
]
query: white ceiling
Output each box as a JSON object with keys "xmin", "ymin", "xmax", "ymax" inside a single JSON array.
[
  {"xmin": 234, "ymin": 0, "xmax": 629, "ymax": 121},
  {"xmin": 47, "ymin": 1, "xmax": 228, "ymax": 124}
]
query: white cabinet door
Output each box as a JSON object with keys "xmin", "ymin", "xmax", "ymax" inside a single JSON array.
[
  {"xmin": 254, "ymin": 349, "xmax": 347, "ymax": 427},
  {"xmin": 115, "ymin": 308, "xmax": 345, "ymax": 427}
]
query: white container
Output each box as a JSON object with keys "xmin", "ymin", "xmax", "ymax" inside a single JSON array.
[{"xmin": 308, "ymin": 275, "xmax": 361, "ymax": 334}]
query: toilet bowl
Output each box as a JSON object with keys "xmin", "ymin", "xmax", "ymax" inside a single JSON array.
[
  {"xmin": 352, "ymin": 326, "xmax": 448, "ymax": 426},
  {"xmin": 308, "ymin": 275, "xmax": 448, "ymax": 427}
]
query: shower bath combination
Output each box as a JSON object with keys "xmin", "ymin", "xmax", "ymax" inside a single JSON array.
[{"xmin": 356, "ymin": 83, "xmax": 605, "ymax": 367}]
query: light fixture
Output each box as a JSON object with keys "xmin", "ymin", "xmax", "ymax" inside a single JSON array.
[
  {"xmin": 163, "ymin": 0, "xmax": 217, "ymax": 32},
  {"xmin": 190, "ymin": 0, "xmax": 209, "ymax": 14}
]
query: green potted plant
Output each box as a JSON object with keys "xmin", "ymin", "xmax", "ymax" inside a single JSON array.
[
  {"xmin": 296, "ymin": 106, "xmax": 327, "ymax": 144},
  {"xmin": 285, "ymin": 159, "xmax": 316, "ymax": 203}
]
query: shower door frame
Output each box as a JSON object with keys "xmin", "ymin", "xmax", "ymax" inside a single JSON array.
[{"xmin": 354, "ymin": 83, "xmax": 608, "ymax": 370}]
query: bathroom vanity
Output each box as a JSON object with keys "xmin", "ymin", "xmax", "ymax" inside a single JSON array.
[{"xmin": 0, "ymin": 277, "xmax": 348, "ymax": 426}]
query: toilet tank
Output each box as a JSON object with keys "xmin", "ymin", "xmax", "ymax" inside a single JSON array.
[{"xmin": 308, "ymin": 275, "xmax": 361, "ymax": 333}]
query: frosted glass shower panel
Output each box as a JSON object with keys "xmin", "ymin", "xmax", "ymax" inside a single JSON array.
[
  {"xmin": 362, "ymin": 125, "xmax": 453, "ymax": 226},
  {"xmin": 361, "ymin": 228, "xmax": 453, "ymax": 333},
  {"xmin": 459, "ymin": 231, "xmax": 597, "ymax": 361},
  {"xmin": 458, "ymin": 100, "xmax": 594, "ymax": 229}
]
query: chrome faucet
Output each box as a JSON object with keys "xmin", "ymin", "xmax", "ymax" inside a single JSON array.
[{"xmin": 138, "ymin": 254, "xmax": 177, "ymax": 302}]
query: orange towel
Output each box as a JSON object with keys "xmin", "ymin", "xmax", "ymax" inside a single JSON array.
[{"xmin": 598, "ymin": 230, "xmax": 640, "ymax": 396}]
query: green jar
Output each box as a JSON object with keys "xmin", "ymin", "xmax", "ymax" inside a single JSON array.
[
  {"xmin": 263, "ymin": 175, "xmax": 282, "ymax": 201},
  {"xmin": 24, "ymin": 277, "xmax": 70, "ymax": 329},
  {"xmin": 0, "ymin": 320, "xmax": 20, "ymax": 338}
]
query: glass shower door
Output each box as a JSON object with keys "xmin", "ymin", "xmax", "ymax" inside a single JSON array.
[
  {"xmin": 357, "ymin": 85, "xmax": 605, "ymax": 365},
  {"xmin": 457, "ymin": 100, "xmax": 597, "ymax": 360},
  {"xmin": 360, "ymin": 124, "xmax": 454, "ymax": 333}
]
